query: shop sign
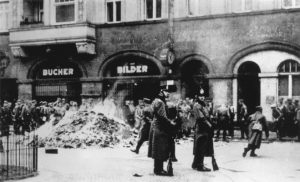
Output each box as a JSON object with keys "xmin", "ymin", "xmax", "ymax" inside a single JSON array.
[
  {"xmin": 42, "ymin": 68, "xmax": 74, "ymax": 76},
  {"xmin": 117, "ymin": 64, "xmax": 148, "ymax": 75}
]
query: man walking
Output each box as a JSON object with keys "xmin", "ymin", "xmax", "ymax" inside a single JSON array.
[{"xmin": 131, "ymin": 98, "xmax": 153, "ymax": 154}]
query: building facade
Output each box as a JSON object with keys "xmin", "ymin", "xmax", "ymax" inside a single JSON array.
[{"xmin": 1, "ymin": 0, "xmax": 300, "ymax": 120}]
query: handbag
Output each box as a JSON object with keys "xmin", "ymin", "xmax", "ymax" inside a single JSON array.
[{"xmin": 252, "ymin": 121, "xmax": 262, "ymax": 131}]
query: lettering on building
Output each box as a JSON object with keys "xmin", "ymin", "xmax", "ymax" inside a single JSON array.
[
  {"xmin": 42, "ymin": 68, "xmax": 74, "ymax": 76},
  {"xmin": 117, "ymin": 65, "xmax": 148, "ymax": 74}
]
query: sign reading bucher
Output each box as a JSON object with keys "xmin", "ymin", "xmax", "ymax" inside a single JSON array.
[{"xmin": 36, "ymin": 61, "xmax": 82, "ymax": 79}]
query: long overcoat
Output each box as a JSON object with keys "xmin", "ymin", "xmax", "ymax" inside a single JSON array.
[
  {"xmin": 193, "ymin": 103, "xmax": 211, "ymax": 156},
  {"xmin": 148, "ymin": 98, "xmax": 172, "ymax": 161},
  {"xmin": 248, "ymin": 112, "xmax": 269, "ymax": 149}
]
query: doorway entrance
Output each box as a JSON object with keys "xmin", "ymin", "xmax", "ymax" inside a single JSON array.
[{"xmin": 238, "ymin": 61, "xmax": 261, "ymax": 115}]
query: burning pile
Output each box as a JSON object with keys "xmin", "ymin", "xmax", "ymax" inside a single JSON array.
[{"xmin": 36, "ymin": 100, "xmax": 136, "ymax": 149}]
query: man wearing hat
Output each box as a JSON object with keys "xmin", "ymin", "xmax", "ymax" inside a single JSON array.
[
  {"xmin": 131, "ymin": 98, "xmax": 153, "ymax": 154},
  {"xmin": 243, "ymin": 106, "xmax": 269, "ymax": 157},
  {"xmin": 148, "ymin": 90, "xmax": 175, "ymax": 176}
]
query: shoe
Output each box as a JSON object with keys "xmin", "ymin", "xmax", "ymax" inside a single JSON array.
[
  {"xmin": 130, "ymin": 149, "xmax": 139, "ymax": 154},
  {"xmin": 242, "ymin": 148, "xmax": 248, "ymax": 157},
  {"xmin": 197, "ymin": 166, "xmax": 211, "ymax": 172},
  {"xmin": 250, "ymin": 153, "xmax": 257, "ymax": 157},
  {"xmin": 154, "ymin": 170, "xmax": 169, "ymax": 176}
]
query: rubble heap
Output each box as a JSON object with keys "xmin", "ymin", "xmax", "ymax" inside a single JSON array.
[{"xmin": 36, "ymin": 101, "xmax": 136, "ymax": 149}]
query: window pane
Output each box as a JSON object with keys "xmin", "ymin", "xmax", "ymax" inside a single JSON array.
[
  {"xmin": 107, "ymin": 2, "xmax": 114, "ymax": 22},
  {"xmin": 292, "ymin": 76, "xmax": 300, "ymax": 96},
  {"xmin": 188, "ymin": 0, "xmax": 198, "ymax": 15},
  {"xmin": 296, "ymin": 0, "xmax": 300, "ymax": 6},
  {"xmin": 244, "ymin": 0, "xmax": 252, "ymax": 10},
  {"xmin": 279, "ymin": 76, "xmax": 288, "ymax": 96},
  {"xmin": 146, "ymin": 0, "xmax": 153, "ymax": 19},
  {"xmin": 56, "ymin": 4, "xmax": 75, "ymax": 22},
  {"xmin": 116, "ymin": 1, "xmax": 121, "ymax": 21},
  {"xmin": 156, "ymin": 0, "xmax": 162, "ymax": 18},
  {"xmin": 283, "ymin": 0, "xmax": 293, "ymax": 7}
]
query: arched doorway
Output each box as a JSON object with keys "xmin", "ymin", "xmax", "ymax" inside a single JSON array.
[
  {"xmin": 181, "ymin": 60, "xmax": 209, "ymax": 98},
  {"xmin": 238, "ymin": 61, "xmax": 261, "ymax": 115},
  {"xmin": 31, "ymin": 59, "xmax": 83, "ymax": 102},
  {"xmin": 100, "ymin": 52, "xmax": 163, "ymax": 105}
]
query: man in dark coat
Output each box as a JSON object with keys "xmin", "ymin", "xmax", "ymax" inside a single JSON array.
[
  {"xmin": 131, "ymin": 98, "xmax": 153, "ymax": 154},
  {"xmin": 243, "ymin": 106, "xmax": 269, "ymax": 157},
  {"xmin": 237, "ymin": 99, "xmax": 248, "ymax": 139},
  {"xmin": 281, "ymin": 99, "xmax": 297, "ymax": 137},
  {"xmin": 148, "ymin": 91, "xmax": 174, "ymax": 176},
  {"xmin": 192, "ymin": 98, "xmax": 212, "ymax": 171}
]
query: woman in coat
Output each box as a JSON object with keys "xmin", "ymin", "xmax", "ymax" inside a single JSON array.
[
  {"xmin": 243, "ymin": 106, "xmax": 269, "ymax": 157},
  {"xmin": 148, "ymin": 91, "xmax": 174, "ymax": 176}
]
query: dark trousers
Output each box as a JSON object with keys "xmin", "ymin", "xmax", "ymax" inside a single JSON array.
[
  {"xmin": 154, "ymin": 159, "xmax": 164, "ymax": 173},
  {"xmin": 170, "ymin": 138, "xmax": 176, "ymax": 159},
  {"xmin": 240, "ymin": 121, "xmax": 249, "ymax": 139},
  {"xmin": 135, "ymin": 138, "xmax": 146, "ymax": 152},
  {"xmin": 192, "ymin": 154, "xmax": 204, "ymax": 168},
  {"xmin": 228, "ymin": 119, "xmax": 234, "ymax": 138},
  {"xmin": 216, "ymin": 129, "xmax": 227, "ymax": 140}
]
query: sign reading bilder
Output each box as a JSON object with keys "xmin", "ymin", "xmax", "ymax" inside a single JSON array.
[{"xmin": 117, "ymin": 63, "xmax": 148, "ymax": 75}]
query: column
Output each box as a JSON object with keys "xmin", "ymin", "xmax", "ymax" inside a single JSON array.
[
  {"xmin": 209, "ymin": 78, "xmax": 233, "ymax": 107},
  {"xmin": 259, "ymin": 73, "xmax": 278, "ymax": 121}
]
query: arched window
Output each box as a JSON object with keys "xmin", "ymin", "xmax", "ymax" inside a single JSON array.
[{"xmin": 278, "ymin": 60, "xmax": 300, "ymax": 97}]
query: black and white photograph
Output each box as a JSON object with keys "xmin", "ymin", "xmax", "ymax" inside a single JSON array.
[{"xmin": 1, "ymin": 0, "xmax": 300, "ymax": 181}]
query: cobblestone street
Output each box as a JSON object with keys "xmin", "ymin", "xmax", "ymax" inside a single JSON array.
[{"xmin": 9, "ymin": 139, "xmax": 300, "ymax": 182}]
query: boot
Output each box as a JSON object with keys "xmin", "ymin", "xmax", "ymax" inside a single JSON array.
[
  {"xmin": 130, "ymin": 149, "xmax": 139, "ymax": 154},
  {"xmin": 250, "ymin": 150, "xmax": 257, "ymax": 157},
  {"xmin": 197, "ymin": 165, "xmax": 211, "ymax": 172},
  {"xmin": 242, "ymin": 147, "xmax": 249, "ymax": 157}
]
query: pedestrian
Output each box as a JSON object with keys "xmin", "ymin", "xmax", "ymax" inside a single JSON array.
[
  {"xmin": 134, "ymin": 99, "xmax": 144, "ymax": 133},
  {"xmin": 243, "ymin": 106, "xmax": 269, "ymax": 157},
  {"xmin": 192, "ymin": 97, "xmax": 212, "ymax": 171},
  {"xmin": 148, "ymin": 90, "xmax": 175, "ymax": 176},
  {"xmin": 270, "ymin": 104, "xmax": 283, "ymax": 140},
  {"xmin": 215, "ymin": 104, "xmax": 230, "ymax": 142},
  {"xmin": 281, "ymin": 98, "xmax": 297, "ymax": 137},
  {"xmin": 237, "ymin": 99, "xmax": 248, "ymax": 139},
  {"xmin": 228, "ymin": 104, "xmax": 235, "ymax": 139},
  {"xmin": 131, "ymin": 98, "xmax": 153, "ymax": 154}
]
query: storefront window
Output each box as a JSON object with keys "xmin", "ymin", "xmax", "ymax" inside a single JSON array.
[
  {"xmin": 0, "ymin": 0, "xmax": 9, "ymax": 32},
  {"xmin": 106, "ymin": 0, "xmax": 122, "ymax": 23},
  {"xmin": 55, "ymin": 0, "xmax": 75, "ymax": 23},
  {"xmin": 278, "ymin": 60, "xmax": 300, "ymax": 97}
]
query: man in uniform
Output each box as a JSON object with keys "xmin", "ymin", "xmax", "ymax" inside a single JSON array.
[
  {"xmin": 131, "ymin": 98, "xmax": 153, "ymax": 154},
  {"xmin": 148, "ymin": 90, "xmax": 174, "ymax": 176},
  {"xmin": 192, "ymin": 97, "xmax": 212, "ymax": 171},
  {"xmin": 237, "ymin": 99, "xmax": 248, "ymax": 139}
]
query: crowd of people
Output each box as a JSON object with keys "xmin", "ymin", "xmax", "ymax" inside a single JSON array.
[{"xmin": 0, "ymin": 98, "xmax": 99, "ymax": 136}]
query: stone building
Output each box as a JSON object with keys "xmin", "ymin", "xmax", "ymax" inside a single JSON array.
[{"xmin": 1, "ymin": 0, "xmax": 300, "ymax": 120}]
